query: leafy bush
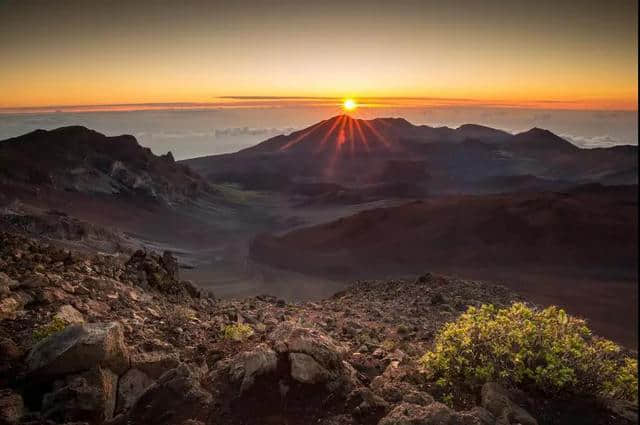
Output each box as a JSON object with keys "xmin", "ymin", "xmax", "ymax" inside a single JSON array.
[
  {"xmin": 32, "ymin": 317, "xmax": 68, "ymax": 343},
  {"xmin": 222, "ymin": 323, "xmax": 254, "ymax": 341},
  {"xmin": 420, "ymin": 303, "xmax": 637, "ymax": 403}
]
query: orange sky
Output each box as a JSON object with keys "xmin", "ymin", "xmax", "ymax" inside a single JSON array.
[{"xmin": 0, "ymin": 0, "xmax": 637, "ymax": 111}]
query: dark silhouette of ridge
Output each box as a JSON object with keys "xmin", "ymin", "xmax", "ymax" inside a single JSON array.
[{"xmin": 183, "ymin": 116, "xmax": 637, "ymax": 194}]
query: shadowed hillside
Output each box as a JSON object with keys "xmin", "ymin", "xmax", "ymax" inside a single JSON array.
[
  {"xmin": 184, "ymin": 116, "xmax": 637, "ymax": 198},
  {"xmin": 0, "ymin": 126, "xmax": 209, "ymax": 204}
]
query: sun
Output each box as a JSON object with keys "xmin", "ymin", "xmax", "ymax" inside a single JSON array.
[{"xmin": 343, "ymin": 98, "xmax": 357, "ymax": 111}]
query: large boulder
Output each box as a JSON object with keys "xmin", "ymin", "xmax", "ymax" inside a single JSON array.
[
  {"xmin": 41, "ymin": 366, "xmax": 118, "ymax": 423},
  {"xmin": 268, "ymin": 323, "xmax": 356, "ymax": 393},
  {"xmin": 481, "ymin": 383, "xmax": 537, "ymax": 425},
  {"xmin": 208, "ymin": 323, "xmax": 360, "ymax": 424},
  {"xmin": 228, "ymin": 343, "xmax": 278, "ymax": 394},
  {"xmin": 125, "ymin": 364, "xmax": 213, "ymax": 425},
  {"xmin": 116, "ymin": 368, "xmax": 154, "ymax": 414},
  {"xmin": 26, "ymin": 322, "xmax": 129, "ymax": 377}
]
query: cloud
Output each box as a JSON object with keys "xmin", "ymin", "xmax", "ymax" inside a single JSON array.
[
  {"xmin": 561, "ymin": 134, "xmax": 632, "ymax": 148},
  {"xmin": 137, "ymin": 127, "xmax": 297, "ymax": 140},
  {"xmin": 214, "ymin": 127, "xmax": 296, "ymax": 137}
]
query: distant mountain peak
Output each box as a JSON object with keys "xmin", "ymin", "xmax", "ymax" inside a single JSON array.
[
  {"xmin": 457, "ymin": 123, "xmax": 496, "ymax": 130},
  {"xmin": 523, "ymin": 127, "xmax": 555, "ymax": 136},
  {"xmin": 512, "ymin": 127, "xmax": 577, "ymax": 150},
  {"xmin": 371, "ymin": 117, "xmax": 413, "ymax": 127}
]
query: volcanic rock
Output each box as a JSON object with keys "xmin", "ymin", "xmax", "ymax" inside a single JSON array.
[
  {"xmin": 115, "ymin": 368, "xmax": 154, "ymax": 414},
  {"xmin": 481, "ymin": 382, "xmax": 537, "ymax": 425},
  {"xmin": 26, "ymin": 322, "xmax": 129, "ymax": 377},
  {"xmin": 41, "ymin": 366, "xmax": 118, "ymax": 423},
  {"xmin": 124, "ymin": 365, "xmax": 213, "ymax": 425}
]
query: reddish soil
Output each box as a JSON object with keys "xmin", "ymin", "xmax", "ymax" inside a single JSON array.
[{"xmin": 251, "ymin": 185, "xmax": 638, "ymax": 347}]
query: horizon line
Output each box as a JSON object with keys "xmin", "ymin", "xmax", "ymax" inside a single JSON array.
[{"xmin": 0, "ymin": 96, "xmax": 637, "ymax": 114}]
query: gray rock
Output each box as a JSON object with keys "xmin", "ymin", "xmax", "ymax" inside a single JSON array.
[
  {"xmin": 125, "ymin": 364, "xmax": 213, "ymax": 425},
  {"xmin": 27, "ymin": 322, "xmax": 129, "ymax": 376},
  {"xmin": 54, "ymin": 304, "xmax": 85, "ymax": 324},
  {"xmin": 229, "ymin": 343, "xmax": 278, "ymax": 393},
  {"xmin": 131, "ymin": 350, "xmax": 180, "ymax": 379},
  {"xmin": 290, "ymin": 352, "xmax": 329, "ymax": 384},
  {"xmin": 116, "ymin": 368, "xmax": 154, "ymax": 414},
  {"xmin": 600, "ymin": 398, "xmax": 638, "ymax": 423},
  {"xmin": 42, "ymin": 366, "xmax": 118, "ymax": 423},
  {"xmin": 268, "ymin": 323, "xmax": 357, "ymax": 394},
  {"xmin": 481, "ymin": 382, "xmax": 537, "ymax": 425}
]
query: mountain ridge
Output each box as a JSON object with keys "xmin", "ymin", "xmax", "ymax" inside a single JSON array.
[
  {"xmin": 182, "ymin": 115, "xmax": 637, "ymax": 195},
  {"xmin": 0, "ymin": 126, "xmax": 209, "ymax": 205}
]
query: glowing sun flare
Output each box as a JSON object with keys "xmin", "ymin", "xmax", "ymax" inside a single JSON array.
[{"xmin": 343, "ymin": 99, "xmax": 357, "ymax": 111}]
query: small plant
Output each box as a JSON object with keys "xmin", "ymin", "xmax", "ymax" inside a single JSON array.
[
  {"xmin": 32, "ymin": 317, "xmax": 68, "ymax": 343},
  {"xmin": 166, "ymin": 305, "xmax": 197, "ymax": 328},
  {"xmin": 381, "ymin": 339, "xmax": 396, "ymax": 351},
  {"xmin": 420, "ymin": 303, "xmax": 638, "ymax": 404},
  {"xmin": 222, "ymin": 323, "xmax": 254, "ymax": 341},
  {"xmin": 396, "ymin": 324, "xmax": 409, "ymax": 335}
]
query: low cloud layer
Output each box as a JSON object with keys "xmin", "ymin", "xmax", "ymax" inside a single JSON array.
[
  {"xmin": 0, "ymin": 107, "xmax": 636, "ymax": 160},
  {"xmin": 561, "ymin": 134, "xmax": 626, "ymax": 149}
]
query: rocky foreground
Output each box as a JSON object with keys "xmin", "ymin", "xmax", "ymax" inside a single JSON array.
[{"xmin": 0, "ymin": 232, "xmax": 635, "ymax": 425}]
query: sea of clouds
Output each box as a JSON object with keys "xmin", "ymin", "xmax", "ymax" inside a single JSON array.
[{"xmin": 0, "ymin": 107, "xmax": 636, "ymax": 160}]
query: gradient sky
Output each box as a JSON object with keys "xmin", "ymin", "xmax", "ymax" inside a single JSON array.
[{"xmin": 0, "ymin": 0, "xmax": 637, "ymax": 110}]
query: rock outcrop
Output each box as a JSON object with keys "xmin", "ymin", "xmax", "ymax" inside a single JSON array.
[
  {"xmin": 27, "ymin": 322, "xmax": 129, "ymax": 376},
  {"xmin": 0, "ymin": 126, "xmax": 210, "ymax": 205}
]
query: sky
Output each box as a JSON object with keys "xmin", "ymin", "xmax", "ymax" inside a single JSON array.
[
  {"xmin": 0, "ymin": 0, "xmax": 637, "ymax": 110},
  {"xmin": 0, "ymin": 0, "xmax": 636, "ymax": 158}
]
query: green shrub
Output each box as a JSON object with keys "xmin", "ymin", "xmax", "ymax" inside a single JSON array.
[
  {"xmin": 32, "ymin": 317, "xmax": 68, "ymax": 343},
  {"xmin": 222, "ymin": 323, "xmax": 254, "ymax": 341},
  {"xmin": 419, "ymin": 303, "xmax": 637, "ymax": 403}
]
